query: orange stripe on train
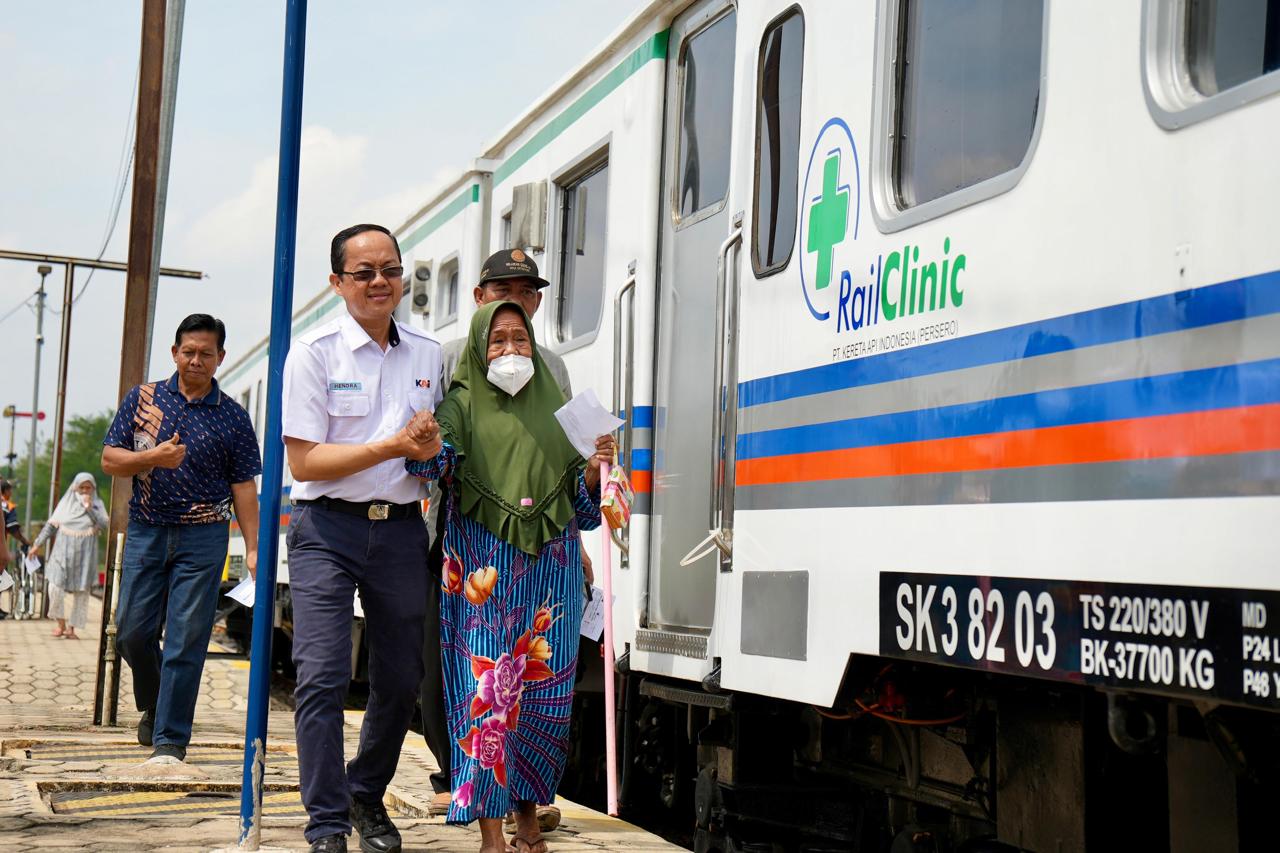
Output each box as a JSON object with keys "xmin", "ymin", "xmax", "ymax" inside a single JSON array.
[{"xmin": 735, "ymin": 403, "xmax": 1280, "ymax": 487}]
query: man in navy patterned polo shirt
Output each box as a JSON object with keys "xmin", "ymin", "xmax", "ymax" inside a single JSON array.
[{"xmin": 102, "ymin": 314, "xmax": 262, "ymax": 765}]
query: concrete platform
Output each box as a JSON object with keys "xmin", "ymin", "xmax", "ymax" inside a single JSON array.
[{"xmin": 0, "ymin": 594, "xmax": 683, "ymax": 852}]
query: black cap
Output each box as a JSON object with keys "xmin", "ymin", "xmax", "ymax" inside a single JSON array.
[{"xmin": 478, "ymin": 249, "xmax": 551, "ymax": 290}]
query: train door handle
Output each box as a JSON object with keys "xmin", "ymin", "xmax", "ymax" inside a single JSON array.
[{"xmin": 678, "ymin": 528, "xmax": 733, "ymax": 567}]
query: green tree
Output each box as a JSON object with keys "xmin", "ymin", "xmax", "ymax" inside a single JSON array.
[{"xmin": 9, "ymin": 410, "xmax": 115, "ymax": 531}]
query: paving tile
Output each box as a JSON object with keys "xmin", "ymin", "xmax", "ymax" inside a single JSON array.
[{"xmin": 0, "ymin": 597, "xmax": 683, "ymax": 852}]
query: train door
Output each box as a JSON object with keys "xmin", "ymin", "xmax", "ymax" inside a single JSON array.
[{"xmin": 646, "ymin": 0, "xmax": 740, "ymax": 642}]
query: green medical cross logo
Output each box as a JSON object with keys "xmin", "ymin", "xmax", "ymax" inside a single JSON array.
[{"xmin": 806, "ymin": 153, "xmax": 849, "ymax": 291}]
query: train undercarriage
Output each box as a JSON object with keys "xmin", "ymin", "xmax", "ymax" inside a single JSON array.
[{"xmin": 565, "ymin": 654, "xmax": 1280, "ymax": 853}]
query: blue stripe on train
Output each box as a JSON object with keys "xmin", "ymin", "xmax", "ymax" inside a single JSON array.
[
  {"xmin": 736, "ymin": 358, "xmax": 1280, "ymax": 461},
  {"xmin": 738, "ymin": 271, "xmax": 1280, "ymax": 409},
  {"xmin": 623, "ymin": 406, "xmax": 654, "ymax": 429}
]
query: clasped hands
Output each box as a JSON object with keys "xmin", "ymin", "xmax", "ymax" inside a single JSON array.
[{"xmin": 400, "ymin": 410, "xmax": 443, "ymax": 461}]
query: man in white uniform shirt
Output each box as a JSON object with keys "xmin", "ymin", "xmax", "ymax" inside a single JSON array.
[{"xmin": 282, "ymin": 224, "xmax": 443, "ymax": 853}]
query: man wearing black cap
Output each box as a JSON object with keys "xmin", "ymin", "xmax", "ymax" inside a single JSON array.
[{"xmin": 419, "ymin": 248, "xmax": 576, "ymax": 829}]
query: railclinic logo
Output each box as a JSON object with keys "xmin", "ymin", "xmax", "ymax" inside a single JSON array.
[
  {"xmin": 798, "ymin": 118, "xmax": 860, "ymax": 323},
  {"xmin": 799, "ymin": 117, "xmax": 968, "ymax": 336}
]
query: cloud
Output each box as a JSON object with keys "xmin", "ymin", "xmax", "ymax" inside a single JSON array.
[
  {"xmin": 181, "ymin": 125, "xmax": 368, "ymax": 282},
  {"xmin": 155, "ymin": 127, "xmax": 461, "ymax": 372}
]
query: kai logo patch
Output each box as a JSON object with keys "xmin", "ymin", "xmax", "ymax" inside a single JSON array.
[{"xmin": 413, "ymin": 378, "xmax": 432, "ymax": 389}]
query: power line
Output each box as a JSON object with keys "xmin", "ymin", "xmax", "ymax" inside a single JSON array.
[
  {"xmin": 0, "ymin": 291, "xmax": 39, "ymax": 325},
  {"xmin": 72, "ymin": 57, "xmax": 141, "ymax": 305},
  {"xmin": 0, "ymin": 56, "xmax": 139, "ymax": 329}
]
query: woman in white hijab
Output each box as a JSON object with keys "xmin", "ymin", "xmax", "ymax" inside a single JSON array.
[{"xmin": 31, "ymin": 472, "xmax": 108, "ymax": 638}]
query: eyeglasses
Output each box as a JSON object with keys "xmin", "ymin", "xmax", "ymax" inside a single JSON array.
[{"xmin": 340, "ymin": 265, "xmax": 404, "ymax": 284}]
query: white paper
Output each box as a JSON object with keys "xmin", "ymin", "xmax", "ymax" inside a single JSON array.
[
  {"xmin": 554, "ymin": 389, "xmax": 624, "ymax": 460},
  {"xmin": 226, "ymin": 576, "xmax": 255, "ymax": 608},
  {"xmin": 0, "ymin": 571, "xmax": 12, "ymax": 593},
  {"xmin": 580, "ymin": 584, "xmax": 615, "ymax": 642},
  {"xmin": 22, "ymin": 553, "xmax": 41, "ymax": 574}
]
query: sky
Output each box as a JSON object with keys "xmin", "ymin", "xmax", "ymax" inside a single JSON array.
[{"xmin": 0, "ymin": 0, "xmax": 648, "ymax": 462}]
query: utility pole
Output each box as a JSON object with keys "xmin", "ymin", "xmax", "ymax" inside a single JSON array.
[
  {"xmin": 49, "ymin": 264, "xmax": 74, "ymax": 515},
  {"xmin": 25, "ymin": 266, "xmax": 51, "ymax": 534},
  {"xmin": 148, "ymin": 0, "xmax": 186, "ymax": 336},
  {"xmin": 5, "ymin": 407, "xmax": 16, "ymax": 480},
  {"xmin": 94, "ymin": 0, "xmax": 168, "ymax": 728}
]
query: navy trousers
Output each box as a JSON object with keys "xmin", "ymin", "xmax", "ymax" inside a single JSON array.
[{"xmin": 287, "ymin": 504, "xmax": 429, "ymax": 843}]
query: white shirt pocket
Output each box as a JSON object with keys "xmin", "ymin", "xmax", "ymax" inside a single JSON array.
[
  {"xmin": 326, "ymin": 392, "xmax": 371, "ymax": 417},
  {"xmin": 325, "ymin": 392, "xmax": 372, "ymax": 444},
  {"xmin": 407, "ymin": 390, "xmax": 434, "ymax": 412}
]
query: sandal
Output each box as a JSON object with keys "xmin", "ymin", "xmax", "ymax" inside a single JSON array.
[
  {"xmin": 50, "ymin": 627, "xmax": 64, "ymax": 638},
  {"xmin": 504, "ymin": 806, "xmax": 560, "ymax": 833},
  {"xmin": 509, "ymin": 836, "xmax": 548, "ymax": 853}
]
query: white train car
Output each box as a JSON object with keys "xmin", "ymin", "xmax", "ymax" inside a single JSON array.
[{"xmin": 225, "ymin": 1, "xmax": 1280, "ymax": 849}]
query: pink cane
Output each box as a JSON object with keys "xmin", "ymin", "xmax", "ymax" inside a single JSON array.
[{"xmin": 599, "ymin": 459, "xmax": 619, "ymax": 816}]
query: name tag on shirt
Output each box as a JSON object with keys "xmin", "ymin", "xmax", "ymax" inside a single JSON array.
[{"xmin": 328, "ymin": 381, "xmax": 363, "ymax": 392}]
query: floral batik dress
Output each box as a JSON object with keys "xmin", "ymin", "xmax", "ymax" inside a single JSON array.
[{"xmin": 407, "ymin": 444, "xmax": 600, "ymax": 823}]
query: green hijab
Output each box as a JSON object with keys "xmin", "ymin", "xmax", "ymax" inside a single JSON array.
[{"xmin": 435, "ymin": 301, "xmax": 583, "ymax": 555}]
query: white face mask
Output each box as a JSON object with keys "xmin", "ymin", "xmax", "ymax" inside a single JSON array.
[{"xmin": 487, "ymin": 353, "xmax": 535, "ymax": 396}]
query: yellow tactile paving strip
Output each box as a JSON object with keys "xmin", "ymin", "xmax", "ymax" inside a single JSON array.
[
  {"xmin": 26, "ymin": 742, "xmax": 297, "ymax": 767},
  {"xmin": 48, "ymin": 788, "xmax": 308, "ymax": 817}
]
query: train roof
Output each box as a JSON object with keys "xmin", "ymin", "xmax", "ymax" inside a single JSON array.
[
  {"xmin": 393, "ymin": 0, "xmax": 674, "ymax": 238},
  {"xmin": 223, "ymin": 0, "xmax": 676, "ymax": 384}
]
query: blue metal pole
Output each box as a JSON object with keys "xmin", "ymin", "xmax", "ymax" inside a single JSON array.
[{"xmin": 238, "ymin": 0, "xmax": 306, "ymax": 845}]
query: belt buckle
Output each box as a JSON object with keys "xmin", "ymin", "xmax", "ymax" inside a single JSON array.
[{"xmin": 367, "ymin": 502, "xmax": 390, "ymax": 521}]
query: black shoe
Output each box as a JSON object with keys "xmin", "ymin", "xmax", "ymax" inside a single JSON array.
[
  {"xmin": 137, "ymin": 709, "xmax": 155, "ymax": 747},
  {"xmin": 350, "ymin": 796, "xmax": 401, "ymax": 853},
  {"xmin": 310, "ymin": 834, "xmax": 348, "ymax": 853},
  {"xmin": 150, "ymin": 743, "xmax": 186, "ymax": 762}
]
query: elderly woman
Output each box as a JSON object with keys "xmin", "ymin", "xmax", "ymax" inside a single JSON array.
[
  {"xmin": 407, "ymin": 301, "xmax": 613, "ymax": 853},
  {"xmin": 32, "ymin": 472, "xmax": 109, "ymax": 639}
]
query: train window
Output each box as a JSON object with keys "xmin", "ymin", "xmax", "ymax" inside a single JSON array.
[
  {"xmin": 752, "ymin": 8, "xmax": 804, "ymax": 277},
  {"xmin": 892, "ymin": 0, "xmax": 1044, "ymax": 210},
  {"xmin": 1143, "ymin": 0, "xmax": 1280, "ymax": 128},
  {"xmin": 676, "ymin": 11, "xmax": 737, "ymax": 225},
  {"xmin": 435, "ymin": 258, "xmax": 459, "ymax": 329},
  {"xmin": 1187, "ymin": 0, "xmax": 1280, "ymax": 96},
  {"xmin": 555, "ymin": 159, "xmax": 610, "ymax": 342}
]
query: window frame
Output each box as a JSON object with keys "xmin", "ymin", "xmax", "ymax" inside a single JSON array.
[
  {"xmin": 1142, "ymin": 0, "xmax": 1280, "ymax": 129},
  {"xmin": 433, "ymin": 254, "xmax": 460, "ymax": 331},
  {"xmin": 550, "ymin": 141, "xmax": 612, "ymax": 353},
  {"xmin": 869, "ymin": 0, "xmax": 1051, "ymax": 233},
  {"xmin": 750, "ymin": 5, "xmax": 805, "ymax": 279},
  {"xmin": 671, "ymin": 6, "xmax": 739, "ymax": 232},
  {"xmin": 500, "ymin": 207, "xmax": 513, "ymax": 250}
]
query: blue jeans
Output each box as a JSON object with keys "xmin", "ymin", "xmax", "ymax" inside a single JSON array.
[{"xmin": 116, "ymin": 518, "xmax": 229, "ymax": 749}]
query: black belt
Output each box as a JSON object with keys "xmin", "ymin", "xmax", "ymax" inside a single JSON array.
[{"xmin": 295, "ymin": 497, "xmax": 421, "ymax": 521}]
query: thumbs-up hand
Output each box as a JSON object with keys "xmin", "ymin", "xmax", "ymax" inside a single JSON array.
[{"xmin": 151, "ymin": 432, "xmax": 187, "ymax": 469}]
